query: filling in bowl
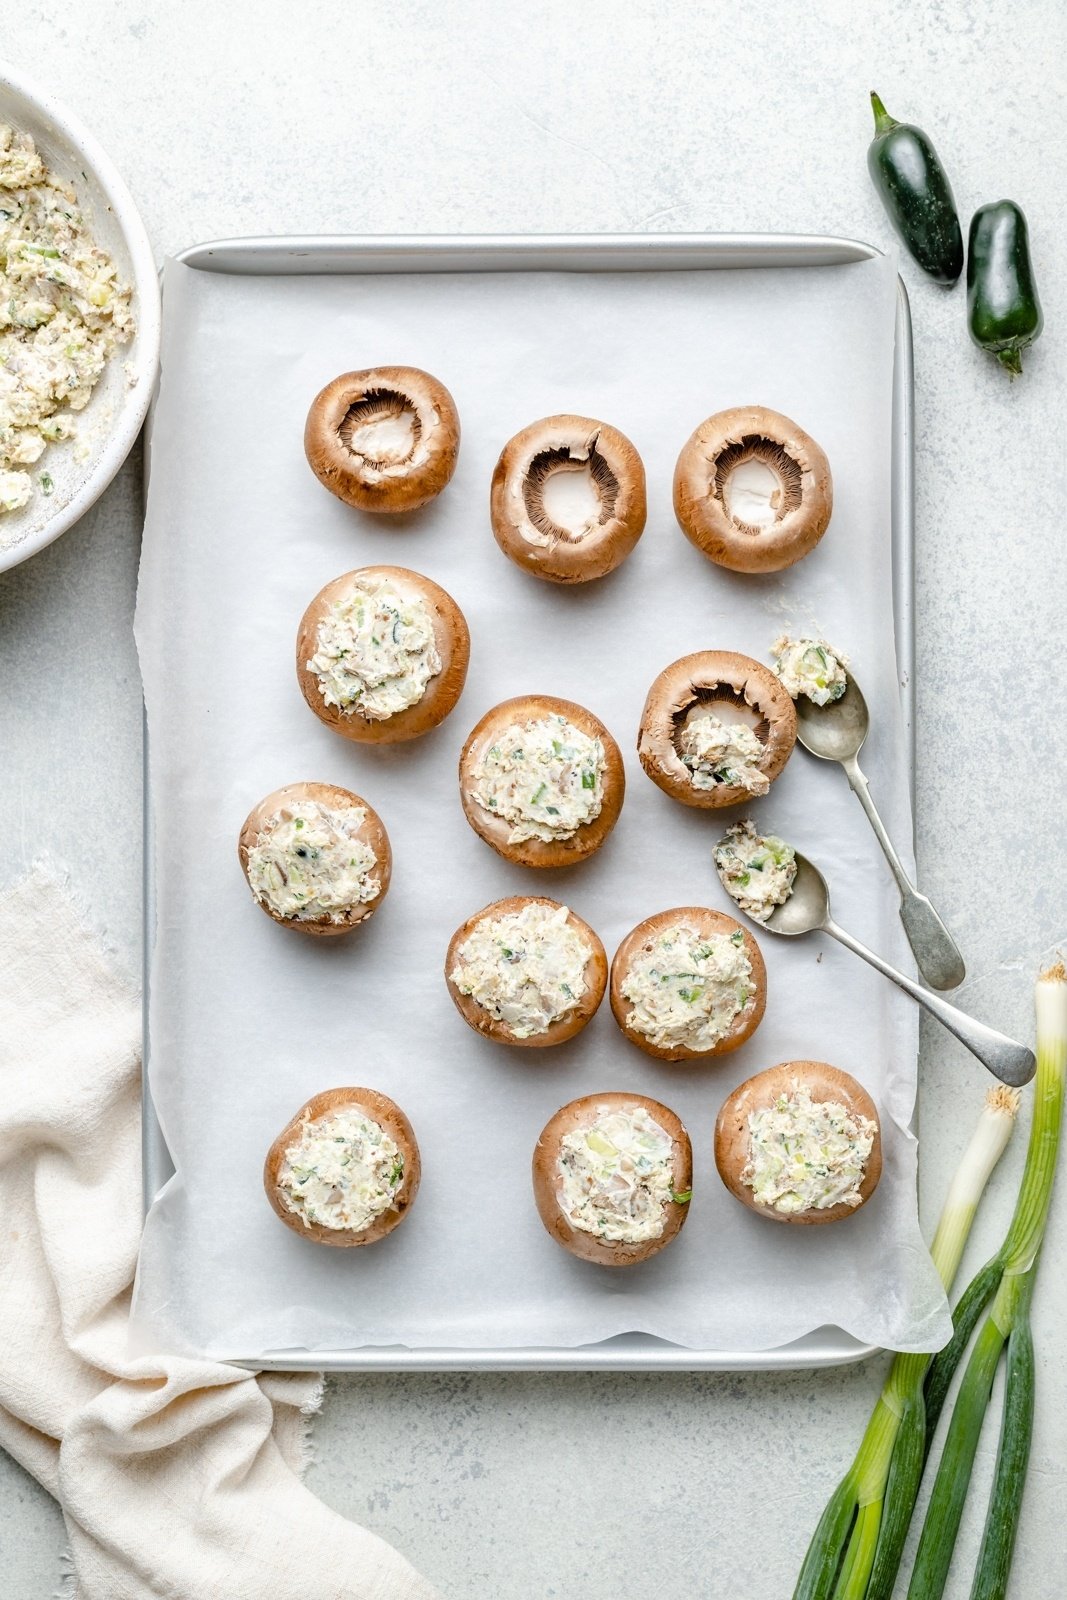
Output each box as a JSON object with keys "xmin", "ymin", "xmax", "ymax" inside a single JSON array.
[
  {"xmin": 468, "ymin": 714, "xmax": 605, "ymax": 843},
  {"xmin": 714, "ymin": 819, "xmax": 797, "ymax": 922},
  {"xmin": 277, "ymin": 1108, "xmax": 403, "ymax": 1232},
  {"xmin": 676, "ymin": 705, "xmax": 769, "ymax": 795},
  {"xmin": 246, "ymin": 799, "xmax": 379, "ymax": 922},
  {"xmin": 621, "ymin": 924, "xmax": 752, "ymax": 1053},
  {"xmin": 772, "ymin": 635, "xmax": 849, "ymax": 706},
  {"xmin": 557, "ymin": 1105, "xmax": 680, "ymax": 1243},
  {"xmin": 306, "ymin": 574, "xmax": 441, "ymax": 720},
  {"xmin": 742, "ymin": 1086, "xmax": 876, "ymax": 1215},
  {"xmin": 450, "ymin": 901, "xmax": 591, "ymax": 1038}
]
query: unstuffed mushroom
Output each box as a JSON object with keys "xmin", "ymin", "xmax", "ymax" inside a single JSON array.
[{"xmin": 304, "ymin": 366, "xmax": 460, "ymax": 513}]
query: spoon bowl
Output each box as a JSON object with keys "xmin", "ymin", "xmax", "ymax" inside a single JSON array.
[
  {"xmin": 794, "ymin": 677, "xmax": 870, "ymax": 763},
  {"xmin": 764, "ymin": 852, "xmax": 834, "ymax": 937}
]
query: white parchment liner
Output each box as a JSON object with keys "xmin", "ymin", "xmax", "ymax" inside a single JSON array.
[{"xmin": 132, "ymin": 253, "xmax": 950, "ymax": 1357}]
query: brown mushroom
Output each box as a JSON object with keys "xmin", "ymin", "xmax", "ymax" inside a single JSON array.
[
  {"xmin": 674, "ymin": 406, "xmax": 832, "ymax": 573},
  {"xmin": 238, "ymin": 781, "xmax": 391, "ymax": 937},
  {"xmin": 445, "ymin": 896, "xmax": 607, "ymax": 1048},
  {"xmin": 459, "ymin": 694, "xmax": 625, "ymax": 869},
  {"xmin": 609, "ymin": 905, "xmax": 766, "ymax": 1062},
  {"xmin": 304, "ymin": 366, "xmax": 459, "ymax": 513},
  {"xmin": 296, "ymin": 565, "xmax": 470, "ymax": 745},
  {"xmin": 637, "ymin": 650, "xmax": 796, "ymax": 809},
  {"xmin": 490, "ymin": 414, "xmax": 646, "ymax": 584},
  {"xmin": 264, "ymin": 1087, "xmax": 420, "ymax": 1247},
  {"xmin": 714, "ymin": 1061, "xmax": 882, "ymax": 1226},
  {"xmin": 532, "ymin": 1092, "xmax": 693, "ymax": 1266}
]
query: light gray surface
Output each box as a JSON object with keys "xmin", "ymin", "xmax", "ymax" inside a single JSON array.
[{"xmin": 0, "ymin": 3, "xmax": 1064, "ymax": 1597}]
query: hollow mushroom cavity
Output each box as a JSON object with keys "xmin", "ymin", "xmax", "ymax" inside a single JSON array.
[
  {"xmin": 304, "ymin": 366, "xmax": 460, "ymax": 513},
  {"xmin": 491, "ymin": 416, "xmax": 646, "ymax": 583},
  {"xmin": 673, "ymin": 406, "xmax": 832, "ymax": 573}
]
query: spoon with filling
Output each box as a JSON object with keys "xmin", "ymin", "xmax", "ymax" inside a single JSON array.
[
  {"xmin": 773, "ymin": 638, "xmax": 965, "ymax": 992},
  {"xmin": 715, "ymin": 828, "xmax": 1033, "ymax": 1087}
]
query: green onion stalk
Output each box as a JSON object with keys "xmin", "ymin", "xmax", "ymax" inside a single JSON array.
[
  {"xmin": 792, "ymin": 1083, "xmax": 1021, "ymax": 1600},
  {"xmin": 905, "ymin": 961, "xmax": 1066, "ymax": 1600}
]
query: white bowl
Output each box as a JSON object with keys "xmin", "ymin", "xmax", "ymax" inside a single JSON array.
[{"xmin": 0, "ymin": 63, "xmax": 160, "ymax": 572}]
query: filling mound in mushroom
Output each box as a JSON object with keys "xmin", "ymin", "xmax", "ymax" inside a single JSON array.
[
  {"xmin": 714, "ymin": 819, "xmax": 797, "ymax": 923},
  {"xmin": 246, "ymin": 800, "xmax": 379, "ymax": 923},
  {"xmin": 714, "ymin": 436, "xmax": 803, "ymax": 535},
  {"xmin": 450, "ymin": 901, "xmax": 591, "ymax": 1039},
  {"xmin": 742, "ymin": 1086, "xmax": 877, "ymax": 1215},
  {"xmin": 773, "ymin": 635, "xmax": 849, "ymax": 706},
  {"xmin": 338, "ymin": 389, "xmax": 423, "ymax": 475},
  {"xmin": 557, "ymin": 1105, "xmax": 680, "ymax": 1243},
  {"xmin": 277, "ymin": 1108, "xmax": 403, "ymax": 1232},
  {"xmin": 621, "ymin": 925, "xmax": 753, "ymax": 1053},
  {"xmin": 306, "ymin": 575, "xmax": 442, "ymax": 720},
  {"xmin": 522, "ymin": 441, "xmax": 619, "ymax": 546},
  {"xmin": 468, "ymin": 715, "xmax": 605, "ymax": 843},
  {"xmin": 677, "ymin": 711, "xmax": 769, "ymax": 796}
]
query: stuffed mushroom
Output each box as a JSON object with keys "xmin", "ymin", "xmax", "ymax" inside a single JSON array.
[
  {"xmin": 674, "ymin": 406, "xmax": 832, "ymax": 573},
  {"xmin": 532, "ymin": 1092, "xmax": 693, "ymax": 1266},
  {"xmin": 714, "ymin": 1061, "xmax": 882, "ymax": 1225},
  {"xmin": 264, "ymin": 1087, "xmax": 421, "ymax": 1247},
  {"xmin": 297, "ymin": 565, "xmax": 470, "ymax": 744},
  {"xmin": 610, "ymin": 906, "xmax": 766, "ymax": 1062},
  {"xmin": 459, "ymin": 694, "xmax": 624, "ymax": 868},
  {"xmin": 446, "ymin": 896, "xmax": 607, "ymax": 1047},
  {"xmin": 490, "ymin": 414, "xmax": 646, "ymax": 583},
  {"xmin": 238, "ymin": 781, "xmax": 391, "ymax": 936},
  {"xmin": 304, "ymin": 366, "xmax": 459, "ymax": 512},
  {"xmin": 637, "ymin": 650, "xmax": 797, "ymax": 809}
]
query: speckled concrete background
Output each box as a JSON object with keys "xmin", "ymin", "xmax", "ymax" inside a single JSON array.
[{"xmin": 1, "ymin": 3, "xmax": 1064, "ymax": 1596}]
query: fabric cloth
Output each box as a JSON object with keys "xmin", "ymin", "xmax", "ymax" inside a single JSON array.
[{"xmin": 0, "ymin": 864, "xmax": 437, "ymax": 1600}]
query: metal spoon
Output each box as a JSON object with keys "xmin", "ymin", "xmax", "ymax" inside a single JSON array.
[
  {"xmin": 759, "ymin": 850, "xmax": 1034, "ymax": 1087},
  {"xmin": 793, "ymin": 676, "xmax": 966, "ymax": 992}
]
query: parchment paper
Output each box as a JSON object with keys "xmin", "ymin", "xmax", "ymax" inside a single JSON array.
[{"xmin": 132, "ymin": 251, "xmax": 951, "ymax": 1358}]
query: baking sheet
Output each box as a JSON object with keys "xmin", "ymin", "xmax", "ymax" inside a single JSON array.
[{"xmin": 133, "ymin": 250, "xmax": 950, "ymax": 1359}]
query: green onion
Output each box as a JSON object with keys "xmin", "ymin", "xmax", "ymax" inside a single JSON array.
[
  {"xmin": 904, "ymin": 962, "xmax": 1065, "ymax": 1600},
  {"xmin": 791, "ymin": 1083, "xmax": 1020, "ymax": 1600}
]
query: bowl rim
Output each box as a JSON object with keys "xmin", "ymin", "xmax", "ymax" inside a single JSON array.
[{"xmin": 0, "ymin": 61, "xmax": 161, "ymax": 573}]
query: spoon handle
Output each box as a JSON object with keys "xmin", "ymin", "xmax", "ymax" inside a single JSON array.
[
  {"xmin": 823, "ymin": 917, "xmax": 1035, "ymax": 1086},
  {"xmin": 841, "ymin": 753, "xmax": 966, "ymax": 992}
]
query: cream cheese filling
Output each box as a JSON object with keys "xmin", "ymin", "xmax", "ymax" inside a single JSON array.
[
  {"xmin": 772, "ymin": 635, "xmax": 849, "ymax": 706},
  {"xmin": 450, "ymin": 901, "xmax": 591, "ymax": 1038},
  {"xmin": 677, "ymin": 713, "xmax": 769, "ymax": 795},
  {"xmin": 278, "ymin": 1108, "xmax": 402, "ymax": 1232},
  {"xmin": 557, "ymin": 1105, "xmax": 679, "ymax": 1243},
  {"xmin": 743, "ymin": 1086, "xmax": 876, "ymax": 1214},
  {"xmin": 621, "ymin": 925, "xmax": 753, "ymax": 1053},
  {"xmin": 469, "ymin": 713, "xmax": 605, "ymax": 843},
  {"xmin": 307, "ymin": 575, "xmax": 441, "ymax": 720},
  {"xmin": 0, "ymin": 125, "xmax": 135, "ymax": 520},
  {"xmin": 246, "ymin": 799, "xmax": 379, "ymax": 923},
  {"xmin": 714, "ymin": 819, "xmax": 797, "ymax": 923}
]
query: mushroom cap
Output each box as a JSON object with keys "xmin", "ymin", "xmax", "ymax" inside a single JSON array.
[
  {"xmin": 304, "ymin": 366, "xmax": 460, "ymax": 513},
  {"xmin": 609, "ymin": 905, "xmax": 767, "ymax": 1062},
  {"xmin": 296, "ymin": 565, "xmax": 471, "ymax": 745},
  {"xmin": 237, "ymin": 781, "xmax": 392, "ymax": 938},
  {"xmin": 714, "ymin": 1060, "xmax": 882, "ymax": 1226},
  {"xmin": 264, "ymin": 1086, "xmax": 421, "ymax": 1247},
  {"xmin": 458, "ymin": 694, "xmax": 625, "ymax": 868},
  {"xmin": 637, "ymin": 649, "xmax": 797, "ymax": 809},
  {"xmin": 674, "ymin": 405, "xmax": 833, "ymax": 573},
  {"xmin": 490, "ymin": 414, "xmax": 647, "ymax": 584},
  {"xmin": 532, "ymin": 1092, "xmax": 693, "ymax": 1266},
  {"xmin": 445, "ymin": 895, "xmax": 608, "ymax": 1048}
]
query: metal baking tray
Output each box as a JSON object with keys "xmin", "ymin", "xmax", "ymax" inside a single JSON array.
[{"xmin": 142, "ymin": 232, "xmax": 914, "ymax": 1372}]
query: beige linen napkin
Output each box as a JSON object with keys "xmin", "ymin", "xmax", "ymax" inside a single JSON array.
[{"xmin": 0, "ymin": 864, "xmax": 437, "ymax": 1599}]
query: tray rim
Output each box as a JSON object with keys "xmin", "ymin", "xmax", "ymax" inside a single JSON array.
[{"xmin": 141, "ymin": 231, "xmax": 914, "ymax": 1373}]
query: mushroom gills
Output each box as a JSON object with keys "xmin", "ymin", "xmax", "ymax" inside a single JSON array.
[
  {"xmin": 523, "ymin": 443, "xmax": 620, "ymax": 543},
  {"xmin": 714, "ymin": 437, "xmax": 802, "ymax": 535},
  {"xmin": 339, "ymin": 390, "xmax": 422, "ymax": 467}
]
